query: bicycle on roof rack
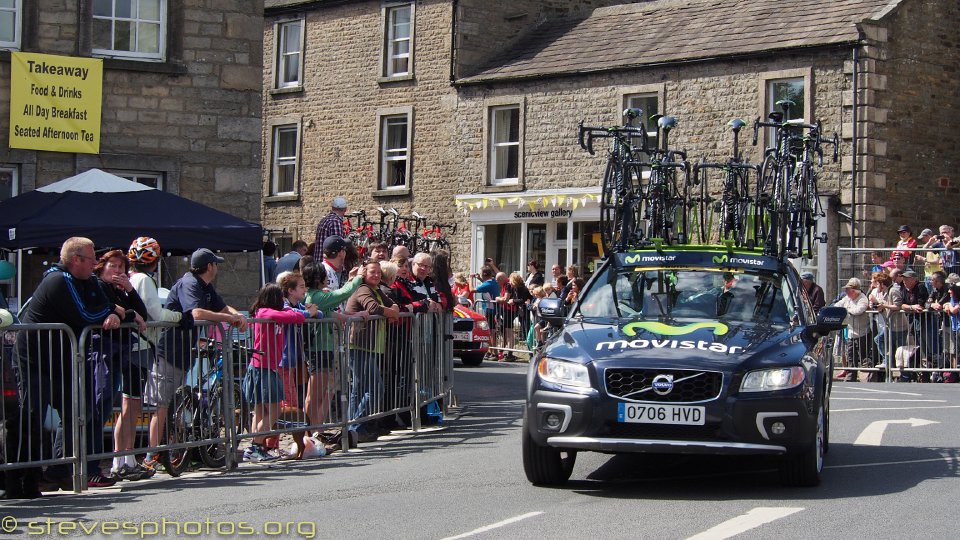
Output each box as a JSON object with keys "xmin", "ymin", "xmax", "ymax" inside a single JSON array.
[
  {"xmin": 638, "ymin": 114, "xmax": 692, "ymax": 246},
  {"xmin": 694, "ymin": 118, "xmax": 762, "ymax": 248},
  {"xmin": 578, "ymin": 107, "xmax": 648, "ymax": 253},
  {"xmin": 753, "ymin": 99, "xmax": 838, "ymax": 259}
]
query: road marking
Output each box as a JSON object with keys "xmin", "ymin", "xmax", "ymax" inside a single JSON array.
[
  {"xmin": 440, "ymin": 512, "xmax": 543, "ymax": 540},
  {"xmin": 854, "ymin": 418, "xmax": 939, "ymax": 446},
  {"xmin": 832, "ymin": 398, "xmax": 945, "ymax": 402},
  {"xmin": 834, "ymin": 386, "xmax": 922, "ymax": 396},
  {"xmin": 833, "ymin": 405, "xmax": 960, "ymax": 412},
  {"xmin": 685, "ymin": 507, "xmax": 803, "ymax": 540},
  {"xmin": 826, "ymin": 455, "xmax": 960, "ymax": 469}
]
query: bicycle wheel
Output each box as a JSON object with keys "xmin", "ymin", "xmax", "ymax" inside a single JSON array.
[
  {"xmin": 160, "ymin": 385, "xmax": 196, "ymax": 477},
  {"xmin": 600, "ymin": 157, "xmax": 627, "ymax": 252},
  {"xmin": 756, "ymin": 153, "xmax": 781, "ymax": 255},
  {"xmin": 198, "ymin": 382, "xmax": 241, "ymax": 469}
]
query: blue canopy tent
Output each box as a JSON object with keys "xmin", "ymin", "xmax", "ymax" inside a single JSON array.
[
  {"xmin": 0, "ymin": 169, "xmax": 262, "ymax": 252},
  {"xmin": 0, "ymin": 169, "xmax": 263, "ymax": 309}
]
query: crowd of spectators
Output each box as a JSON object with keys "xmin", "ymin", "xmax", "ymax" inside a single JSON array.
[{"xmin": 833, "ymin": 223, "xmax": 960, "ymax": 383}]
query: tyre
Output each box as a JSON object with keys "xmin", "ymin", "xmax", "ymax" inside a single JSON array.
[
  {"xmin": 161, "ymin": 385, "xmax": 196, "ymax": 477},
  {"xmin": 522, "ymin": 420, "xmax": 576, "ymax": 486},
  {"xmin": 198, "ymin": 384, "xmax": 231, "ymax": 469},
  {"xmin": 460, "ymin": 353, "xmax": 484, "ymax": 367},
  {"xmin": 600, "ymin": 158, "xmax": 626, "ymax": 252},
  {"xmin": 778, "ymin": 398, "xmax": 824, "ymax": 487}
]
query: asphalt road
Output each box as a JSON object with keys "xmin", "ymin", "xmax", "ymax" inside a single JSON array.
[{"xmin": 2, "ymin": 360, "xmax": 959, "ymax": 540}]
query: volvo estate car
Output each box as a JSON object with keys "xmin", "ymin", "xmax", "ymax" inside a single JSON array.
[{"xmin": 522, "ymin": 248, "xmax": 845, "ymax": 487}]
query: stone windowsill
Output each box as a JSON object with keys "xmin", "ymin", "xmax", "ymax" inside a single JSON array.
[{"xmin": 373, "ymin": 188, "xmax": 411, "ymax": 198}]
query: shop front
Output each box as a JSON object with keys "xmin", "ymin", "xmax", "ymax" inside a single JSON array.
[{"xmin": 455, "ymin": 188, "xmax": 603, "ymax": 280}]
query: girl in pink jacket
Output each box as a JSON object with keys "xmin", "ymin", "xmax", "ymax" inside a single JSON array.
[{"xmin": 242, "ymin": 283, "xmax": 305, "ymax": 462}]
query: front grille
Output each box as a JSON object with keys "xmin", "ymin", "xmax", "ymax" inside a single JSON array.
[
  {"xmin": 455, "ymin": 341, "xmax": 482, "ymax": 350},
  {"xmin": 453, "ymin": 319, "xmax": 474, "ymax": 332},
  {"xmin": 604, "ymin": 368, "xmax": 722, "ymax": 403},
  {"xmin": 606, "ymin": 422, "xmax": 722, "ymax": 441}
]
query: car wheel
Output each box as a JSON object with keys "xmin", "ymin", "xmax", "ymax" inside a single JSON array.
[
  {"xmin": 460, "ymin": 353, "xmax": 484, "ymax": 367},
  {"xmin": 522, "ymin": 420, "xmax": 576, "ymax": 486},
  {"xmin": 779, "ymin": 399, "xmax": 824, "ymax": 487}
]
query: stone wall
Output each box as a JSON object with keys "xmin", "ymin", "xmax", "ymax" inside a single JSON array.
[
  {"xmin": 262, "ymin": 0, "xmax": 463, "ymax": 255},
  {"xmin": 864, "ymin": 0, "xmax": 960, "ymax": 245},
  {"xmin": 0, "ymin": 0, "xmax": 264, "ymax": 308}
]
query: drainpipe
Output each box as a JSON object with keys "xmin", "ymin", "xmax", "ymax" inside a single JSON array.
[
  {"xmin": 449, "ymin": 0, "xmax": 459, "ymax": 84},
  {"xmin": 851, "ymin": 45, "xmax": 859, "ymax": 248}
]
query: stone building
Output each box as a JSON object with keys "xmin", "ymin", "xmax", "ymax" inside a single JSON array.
[
  {"xmin": 262, "ymin": 0, "xmax": 960, "ymax": 296},
  {"xmin": 1, "ymin": 0, "xmax": 264, "ymax": 307}
]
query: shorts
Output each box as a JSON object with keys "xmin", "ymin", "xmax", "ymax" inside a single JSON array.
[
  {"xmin": 305, "ymin": 349, "xmax": 337, "ymax": 374},
  {"xmin": 278, "ymin": 367, "xmax": 300, "ymax": 408},
  {"xmin": 143, "ymin": 357, "xmax": 185, "ymax": 408},
  {"xmin": 242, "ymin": 367, "xmax": 284, "ymax": 404},
  {"xmin": 485, "ymin": 311, "xmax": 496, "ymax": 330}
]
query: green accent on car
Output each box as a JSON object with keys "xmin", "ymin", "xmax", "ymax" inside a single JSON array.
[
  {"xmin": 712, "ymin": 254, "xmax": 728, "ymax": 264},
  {"xmin": 622, "ymin": 321, "xmax": 729, "ymax": 337},
  {"xmin": 623, "ymin": 254, "xmax": 643, "ymax": 264}
]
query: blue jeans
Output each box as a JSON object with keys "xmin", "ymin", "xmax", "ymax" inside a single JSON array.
[{"xmin": 347, "ymin": 350, "xmax": 383, "ymax": 434}]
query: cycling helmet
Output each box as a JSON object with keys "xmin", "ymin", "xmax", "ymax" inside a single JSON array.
[{"xmin": 128, "ymin": 236, "xmax": 160, "ymax": 265}]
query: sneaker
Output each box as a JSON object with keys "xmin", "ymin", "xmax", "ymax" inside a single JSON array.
[
  {"xmin": 86, "ymin": 474, "xmax": 117, "ymax": 488},
  {"xmin": 112, "ymin": 464, "xmax": 155, "ymax": 482},
  {"xmin": 243, "ymin": 444, "xmax": 279, "ymax": 462}
]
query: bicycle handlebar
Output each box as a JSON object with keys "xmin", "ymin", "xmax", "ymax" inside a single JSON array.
[{"xmin": 578, "ymin": 121, "xmax": 647, "ymax": 156}]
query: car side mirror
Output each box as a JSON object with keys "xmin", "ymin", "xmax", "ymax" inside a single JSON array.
[
  {"xmin": 810, "ymin": 306, "xmax": 846, "ymax": 336},
  {"xmin": 537, "ymin": 297, "xmax": 567, "ymax": 326}
]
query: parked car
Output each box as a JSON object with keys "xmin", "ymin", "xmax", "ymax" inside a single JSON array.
[
  {"xmin": 453, "ymin": 302, "xmax": 492, "ymax": 366},
  {"xmin": 522, "ymin": 248, "xmax": 845, "ymax": 487}
]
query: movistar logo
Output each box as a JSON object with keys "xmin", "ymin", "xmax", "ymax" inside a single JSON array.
[
  {"xmin": 712, "ymin": 255, "xmax": 728, "ymax": 264},
  {"xmin": 623, "ymin": 254, "xmax": 676, "ymax": 264},
  {"xmin": 624, "ymin": 254, "xmax": 643, "ymax": 264},
  {"xmin": 622, "ymin": 321, "xmax": 729, "ymax": 337}
]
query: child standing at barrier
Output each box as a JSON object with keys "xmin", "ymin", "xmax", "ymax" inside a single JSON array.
[
  {"xmin": 276, "ymin": 272, "xmax": 320, "ymax": 459},
  {"xmin": 243, "ymin": 284, "xmax": 305, "ymax": 462}
]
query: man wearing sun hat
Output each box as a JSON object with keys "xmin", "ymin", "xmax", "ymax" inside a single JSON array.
[
  {"xmin": 313, "ymin": 196, "xmax": 348, "ymax": 261},
  {"xmin": 834, "ymin": 277, "xmax": 870, "ymax": 381}
]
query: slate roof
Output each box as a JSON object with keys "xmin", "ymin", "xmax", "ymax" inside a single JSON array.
[{"xmin": 458, "ymin": 0, "xmax": 902, "ymax": 83}]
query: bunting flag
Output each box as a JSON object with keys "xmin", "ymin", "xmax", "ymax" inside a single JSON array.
[{"xmin": 453, "ymin": 193, "xmax": 599, "ymax": 213}]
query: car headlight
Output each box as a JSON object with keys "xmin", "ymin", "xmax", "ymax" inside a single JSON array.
[
  {"xmin": 475, "ymin": 320, "xmax": 489, "ymax": 331},
  {"xmin": 740, "ymin": 366, "xmax": 805, "ymax": 392},
  {"xmin": 538, "ymin": 357, "xmax": 591, "ymax": 388}
]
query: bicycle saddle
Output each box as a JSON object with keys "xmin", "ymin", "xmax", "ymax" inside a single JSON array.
[
  {"xmin": 768, "ymin": 111, "xmax": 784, "ymax": 123},
  {"xmin": 623, "ymin": 107, "xmax": 642, "ymax": 120},
  {"xmin": 658, "ymin": 116, "xmax": 677, "ymax": 130},
  {"xmin": 728, "ymin": 118, "xmax": 746, "ymax": 132}
]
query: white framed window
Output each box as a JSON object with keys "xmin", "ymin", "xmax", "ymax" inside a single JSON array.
[
  {"xmin": 759, "ymin": 68, "xmax": 812, "ymax": 148},
  {"xmin": 275, "ymin": 19, "xmax": 304, "ymax": 89},
  {"xmin": 383, "ymin": 3, "xmax": 413, "ymax": 78},
  {"xmin": 489, "ymin": 105, "xmax": 521, "ymax": 186},
  {"xmin": 92, "ymin": 0, "xmax": 166, "ymax": 61},
  {"xmin": 271, "ymin": 124, "xmax": 300, "ymax": 196},
  {"xmin": 0, "ymin": 165, "xmax": 18, "ymax": 202},
  {"xmin": 624, "ymin": 92, "xmax": 660, "ymax": 154},
  {"xmin": 115, "ymin": 171, "xmax": 163, "ymax": 190},
  {"xmin": 377, "ymin": 109, "xmax": 412, "ymax": 190},
  {"xmin": 0, "ymin": 0, "xmax": 21, "ymax": 50}
]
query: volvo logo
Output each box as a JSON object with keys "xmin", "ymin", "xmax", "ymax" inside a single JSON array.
[{"xmin": 651, "ymin": 374, "xmax": 675, "ymax": 395}]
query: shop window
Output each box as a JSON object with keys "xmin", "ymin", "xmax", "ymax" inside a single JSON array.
[
  {"xmin": 483, "ymin": 223, "xmax": 521, "ymax": 274},
  {"xmin": 92, "ymin": 0, "xmax": 166, "ymax": 61},
  {"xmin": 270, "ymin": 123, "xmax": 300, "ymax": 196},
  {"xmin": 0, "ymin": 0, "xmax": 21, "ymax": 50},
  {"xmin": 377, "ymin": 109, "xmax": 412, "ymax": 191},
  {"xmin": 274, "ymin": 19, "xmax": 304, "ymax": 89},
  {"xmin": 489, "ymin": 105, "xmax": 521, "ymax": 186},
  {"xmin": 383, "ymin": 3, "xmax": 413, "ymax": 78},
  {"xmin": 0, "ymin": 165, "xmax": 18, "ymax": 201}
]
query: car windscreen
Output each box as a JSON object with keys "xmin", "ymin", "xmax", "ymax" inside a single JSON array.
[{"xmin": 576, "ymin": 265, "xmax": 797, "ymax": 324}]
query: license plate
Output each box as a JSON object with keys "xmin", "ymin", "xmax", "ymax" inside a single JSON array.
[
  {"xmin": 617, "ymin": 403, "xmax": 705, "ymax": 425},
  {"xmin": 453, "ymin": 331, "xmax": 471, "ymax": 341}
]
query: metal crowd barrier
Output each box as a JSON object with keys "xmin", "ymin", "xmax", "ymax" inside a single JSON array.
[
  {"xmin": 473, "ymin": 299, "xmax": 535, "ymax": 359},
  {"xmin": 0, "ymin": 312, "xmax": 454, "ymax": 493},
  {"xmin": 832, "ymin": 308, "xmax": 959, "ymax": 383}
]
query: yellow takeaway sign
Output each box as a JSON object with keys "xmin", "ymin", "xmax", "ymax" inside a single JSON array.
[{"xmin": 9, "ymin": 52, "xmax": 103, "ymax": 154}]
